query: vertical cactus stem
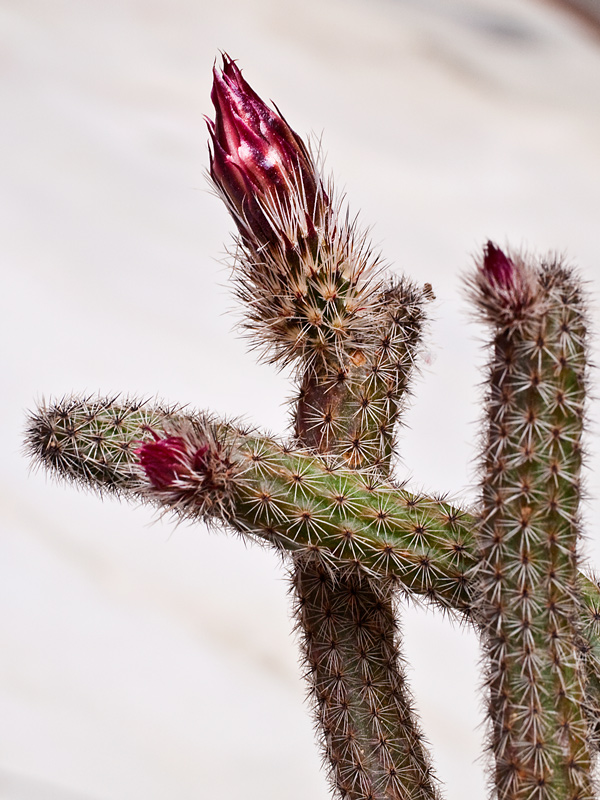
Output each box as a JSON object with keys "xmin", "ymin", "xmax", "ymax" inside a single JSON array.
[
  {"xmin": 292, "ymin": 560, "xmax": 439, "ymax": 800},
  {"xmin": 293, "ymin": 276, "xmax": 439, "ymax": 800},
  {"xmin": 207, "ymin": 55, "xmax": 439, "ymax": 799},
  {"xmin": 471, "ymin": 245, "xmax": 596, "ymax": 799}
]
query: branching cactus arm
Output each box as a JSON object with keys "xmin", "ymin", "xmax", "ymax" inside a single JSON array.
[
  {"xmin": 26, "ymin": 397, "xmax": 477, "ymax": 600},
  {"xmin": 471, "ymin": 244, "xmax": 596, "ymax": 799},
  {"xmin": 25, "ymin": 395, "xmax": 600, "ymax": 635}
]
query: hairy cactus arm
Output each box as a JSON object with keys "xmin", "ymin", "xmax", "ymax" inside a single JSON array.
[
  {"xmin": 470, "ymin": 244, "xmax": 595, "ymax": 799},
  {"xmin": 26, "ymin": 396, "xmax": 600, "ymax": 724},
  {"xmin": 25, "ymin": 397, "xmax": 476, "ymax": 607},
  {"xmin": 26, "ymin": 396, "xmax": 600, "ymax": 623}
]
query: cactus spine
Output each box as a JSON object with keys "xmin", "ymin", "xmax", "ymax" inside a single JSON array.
[{"xmin": 472, "ymin": 246, "xmax": 595, "ymax": 799}]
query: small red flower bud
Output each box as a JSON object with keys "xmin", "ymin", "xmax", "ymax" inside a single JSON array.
[
  {"xmin": 192, "ymin": 443, "xmax": 210, "ymax": 472},
  {"xmin": 207, "ymin": 54, "xmax": 325, "ymax": 248},
  {"xmin": 136, "ymin": 435, "xmax": 189, "ymax": 489},
  {"xmin": 483, "ymin": 241, "xmax": 515, "ymax": 289},
  {"xmin": 470, "ymin": 241, "xmax": 540, "ymax": 327},
  {"xmin": 136, "ymin": 435, "xmax": 210, "ymax": 490}
]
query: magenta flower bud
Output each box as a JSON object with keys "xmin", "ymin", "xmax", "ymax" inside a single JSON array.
[
  {"xmin": 470, "ymin": 241, "xmax": 541, "ymax": 328},
  {"xmin": 136, "ymin": 433, "xmax": 209, "ymax": 490},
  {"xmin": 482, "ymin": 241, "xmax": 515, "ymax": 289},
  {"xmin": 207, "ymin": 54, "xmax": 324, "ymax": 248}
]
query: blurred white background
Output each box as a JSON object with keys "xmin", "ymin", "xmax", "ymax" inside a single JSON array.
[{"xmin": 2, "ymin": 0, "xmax": 600, "ymax": 797}]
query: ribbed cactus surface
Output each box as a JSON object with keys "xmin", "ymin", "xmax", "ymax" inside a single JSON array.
[
  {"xmin": 292, "ymin": 561, "xmax": 437, "ymax": 800},
  {"xmin": 26, "ymin": 398, "xmax": 477, "ymax": 600},
  {"xmin": 295, "ymin": 278, "xmax": 431, "ymax": 470}
]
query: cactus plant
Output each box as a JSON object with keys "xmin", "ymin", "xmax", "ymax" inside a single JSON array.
[{"xmin": 25, "ymin": 56, "xmax": 599, "ymax": 799}]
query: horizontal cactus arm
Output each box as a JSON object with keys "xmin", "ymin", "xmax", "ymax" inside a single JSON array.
[
  {"xmin": 25, "ymin": 396, "xmax": 478, "ymax": 608},
  {"xmin": 26, "ymin": 395, "xmax": 600, "ymax": 744},
  {"xmin": 26, "ymin": 396, "xmax": 600, "ymax": 619}
]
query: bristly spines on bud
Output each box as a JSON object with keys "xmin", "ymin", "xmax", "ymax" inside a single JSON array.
[
  {"xmin": 25, "ymin": 396, "xmax": 240, "ymax": 524},
  {"xmin": 208, "ymin": 54, "xmax": 389, "ymax": 375},
  {"xmin": 472, "ymin": 245, "xmax": 596, "ymax": 799},
  {"xmin": 229, "ymin": 183, "xmax": 388, "ymax": 374}
]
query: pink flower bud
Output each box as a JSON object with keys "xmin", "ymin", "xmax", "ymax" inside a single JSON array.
[
  {"xmin": 470, "ymin": 241, "xmax": 540, "ymax": 328},
  {"xmin": 482, "ymin": 241, "xmax": 515, "ymax": 289},
  {"xmin": 207, "ymin": 54, "xmax": 324, "ymax": 247},
  {"xmin": 136, "ymin": 434, "xmax": 209, "ymax": 490}
]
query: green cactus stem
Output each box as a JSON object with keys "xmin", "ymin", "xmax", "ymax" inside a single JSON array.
[
  {"xmin": 471, "ymin": 244, "xmax": 596, "ymax": 799},
  {"xmin": 292, "ymin": 277, "xmax": 439, "ymax": 800},
  {"xmin": 25, "ymin": 397, "xmax": 478, "ymax": 605},
  {"xmin": 295, "ymin": 278, "xmax": 432, "ymax": 471},
  {"xmin": 24, "ymin": 396, "xmax": 600, "ymax": 649},
  {"xmin": 292, "ymin": 558, "xmax": 438, "ymax": 800}
]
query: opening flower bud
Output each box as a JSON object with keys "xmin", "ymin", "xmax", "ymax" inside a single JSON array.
[
  {"xmin": 207, "ymin": 54, "xmax": 325, "ymax": 249},
  {"xmin": 136, "ymin": 434, "xmax": 209, "ymax": 490},
  {"xmin": 483, "ymin": 241, "xmax": 515, "ymax": 289}
]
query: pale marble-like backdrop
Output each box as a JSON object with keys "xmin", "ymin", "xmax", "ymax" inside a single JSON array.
[{"xmin": 1, "ymin": 0, "xmax": 600, "ymax": 797}]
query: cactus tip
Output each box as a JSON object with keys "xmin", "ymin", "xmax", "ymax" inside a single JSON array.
[{"xmin": 467, "ymin": 241, "xmax": 541, "ymax": 329}]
